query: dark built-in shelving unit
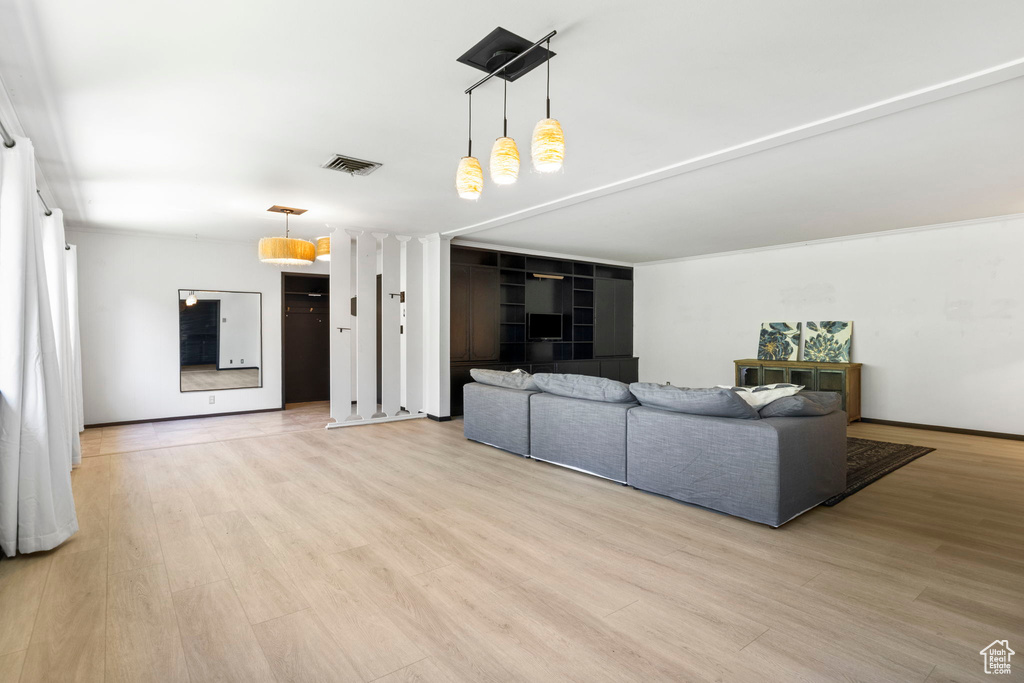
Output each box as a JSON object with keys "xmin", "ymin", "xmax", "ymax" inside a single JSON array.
[{"xmin": 450, "ymin": 246, "xmax": 638, "ymax": 416}]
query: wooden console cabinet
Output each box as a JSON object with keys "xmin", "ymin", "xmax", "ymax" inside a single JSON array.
[{"xmin": 734, "ymin": 359, "xmax": 862, "ymax": 423}]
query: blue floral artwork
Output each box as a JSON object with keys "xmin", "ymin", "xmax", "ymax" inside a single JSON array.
[
  {"xmin": 803, "ymin": 321, "xmax": 852, "ymax": 362},
  {"xmin": 757, "ymin": 322, "xmax": 801, "ymax": 361}
]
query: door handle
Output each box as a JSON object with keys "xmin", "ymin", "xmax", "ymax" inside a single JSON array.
[{"xmin": 337, "ymin": 327, "xmax": 351, "ymax": 332}]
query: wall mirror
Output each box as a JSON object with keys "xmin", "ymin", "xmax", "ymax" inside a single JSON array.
[{"xmin": 178, "ymin": 289, "xmax": 263, "ymax": 392}]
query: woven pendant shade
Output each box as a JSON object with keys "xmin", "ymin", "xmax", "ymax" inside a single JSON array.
[
  {"xmin": 258, "ymin": 236, "xmax": 315, "ymax": 265},
  {"xmin": 490, "ymin": 137, "xmax": 519, "ymax": 185},
  {"xmin": 531, "ymin": 118, "xmax": 564, "ymax": 173},
  {"xmin": 315, "ymin": 236, "xmax": 331, "ymax": 261},
  {"xmin": 456, "ymin": 156, "xmax": 484, "ymax": 199}
]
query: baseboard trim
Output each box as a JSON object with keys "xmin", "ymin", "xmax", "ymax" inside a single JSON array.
[
  {"xmin": 860, "ymin": 418, "xmax": 1024, "ymax": 442},
  {"xmin": 427, "ymin": 414, "xmax": 453, "ymax": 422},
  {"xmin": 85, "ymin": 407, "xmax": 282, "ymax": 429}
]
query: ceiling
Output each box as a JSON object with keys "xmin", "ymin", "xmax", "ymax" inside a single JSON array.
[{"xmin": 2, "ymin": 0, "xmax": 1023, "ymax": 262}]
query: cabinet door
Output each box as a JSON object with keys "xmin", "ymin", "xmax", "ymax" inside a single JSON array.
[
  {"xmin": 469, "ymin": 266, "xmax": 500, "ymax": 361},
  {"xmin": 762, "ymin": 366, "xmax": 788, "ymax": 384},
  {"xmin": 817, "ymin": 368, "xmax": 847, "ymax": 409},
  {"xmin": 594, "ymin": 279, "xmax": 616, "ymax": 357},
  {"xmin": 450, "ymin": 264, "xmax": 470, "ymax": 361},
  {"xmin": 737, "ymin": 365, "xmax": 761, "ymax": 387},
  {"xmin": 600, "ymin": 359, "xmax": 621, "ymax": 381},
  {"xmin": 619, "ymin": 357, "xmax": 639, "ymax": 383},
  {"xmin": 613, "ymin": 280, "xmax": 633, "ymax": 357},
  {"xmin": 789, "ymin": 367, "xmax": 816, "ymax": 389}
]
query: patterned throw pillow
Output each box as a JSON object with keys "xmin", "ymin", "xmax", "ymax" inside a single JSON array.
[{"xmin": 716, "ymin": 383, "xmax": 804, "ymax": 409}]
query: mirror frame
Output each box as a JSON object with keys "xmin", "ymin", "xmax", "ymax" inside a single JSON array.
[{"xmin": 178, "ymin": 289, "xmax": 264, "ymax": 393}]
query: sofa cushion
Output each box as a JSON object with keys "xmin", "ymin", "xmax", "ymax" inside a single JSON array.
[
  {"xmin": 534, "ymin": 373, "xmax": 635, "ymax": 403},
  {"xmin": 470, "ymin": 368, "xmax": 539, "ymax": 392},
  {"xmin": 629, "ymin": 384, "xmax": 760, "ymax": 419},
  {"xmin": 759, "ymin": 391, "xmax": 842, "ymax": 417},
  {"xmin": 717, "ymin": 383, "xmax": 803, "ymax": 409}
]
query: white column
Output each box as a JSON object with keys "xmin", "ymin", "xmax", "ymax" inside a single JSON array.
[
  {"xmin": 329, "ymin": 228, "xmax": 352, "ymax": 423},
  {"xmin": 402, "ymin": 237, "xmax": 424, "ymax": 414},
  {"xmin": 355, "ymin": 231, "xmax": 379, "ymax": 420},
  {"xmin": 422, "ymin": 234, "xmax": 451, "ymax": 419},
  {"xmin": 378, "ymin": 233, "xmax": 401, "ymax": 416}
]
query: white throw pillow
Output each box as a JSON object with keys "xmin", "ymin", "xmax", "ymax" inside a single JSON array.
[{"xmin": 716, "ymin": 383, "xmax": 804, "ymax": 409}]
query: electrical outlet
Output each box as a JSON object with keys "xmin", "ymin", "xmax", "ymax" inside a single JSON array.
[
  {"xmin": 229, "ymin": 359, "xmax": 233, "ymax": 364},
  {"xmin": 240, "ymin": 358, "xmax": 244, "ymax": 364},
  {"xmin": 209, "ymin": 395, "xmax": 215, "ymax": 404}
]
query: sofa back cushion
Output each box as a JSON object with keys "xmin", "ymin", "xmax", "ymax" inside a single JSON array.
[
  {"xmin": 629, "ymin": 384, "xmax": 760, "ymax": 419},
  {"xmin": 758, "ymin": 391, "xmax": 842, "ymax": 418},
  {"xmin": 470, "ymin": 368, "xmax": 539, "ymax": 392},
  {"xmin": 534, "ymin": 373, "xmax": 635, "ymax": 403}
]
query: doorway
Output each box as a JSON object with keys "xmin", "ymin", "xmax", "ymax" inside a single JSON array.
[{"xmin": 282, "ymin": 273, "xmax": 330, "ymax": 405}]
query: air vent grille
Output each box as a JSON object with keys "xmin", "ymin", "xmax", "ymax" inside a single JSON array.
[{"xmin": 321, "ymin": 154, "xmax": 382, "ymax": 176}]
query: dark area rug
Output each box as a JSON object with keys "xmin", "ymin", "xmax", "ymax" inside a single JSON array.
[{"xmin": 822, "ymin": 437, "xmax": 935, "ymax": 506}]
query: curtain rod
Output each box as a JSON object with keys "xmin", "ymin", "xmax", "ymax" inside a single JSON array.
[{"xmin": 0, "ymin": 114, "xmax": 66, "ymax": 246}]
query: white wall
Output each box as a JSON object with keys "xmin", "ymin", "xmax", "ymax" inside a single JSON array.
[
  {"xmin": 69, "ymin": 229, "xmax": 327, "ymax": 424},
  {"xmin": 634, "ymin": 215, "xmax": 1024, "ymax": 435}
]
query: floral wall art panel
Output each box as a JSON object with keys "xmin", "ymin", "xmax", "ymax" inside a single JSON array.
[
  {"xmin": 757, "ymin": 322, "xmax": 802, "ymax": 361},
  {"xmin": 803, "ymin": 321, "xmax": 853, "ymax": 362}
]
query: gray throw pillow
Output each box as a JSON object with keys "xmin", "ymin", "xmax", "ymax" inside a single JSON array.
[
  {"xmin": 470, "ymin": 368, "xmax": 539, "ymax": 392},
  {"xmin": 629, "ymin": 383, "xmax": 760, "ymax": 419},
  {"xmin": 758, "ymin": 391, "xmax": 841, "ymax": 418},
  {"xmin": 533, "ymin": 373, "xmax": 635, "ymax": 403}
]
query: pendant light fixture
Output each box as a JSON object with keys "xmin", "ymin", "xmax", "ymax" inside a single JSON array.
[
  {"xmin": 315, "ymin": 236, "xmax": 331, "ymax": 261},
  {"xmin": 531, "ymin": 38, "xmax": 564, "ymax": 173},
  {"xmin": 185, "ymin": 291, "xmax": 197, "ymax": 306},
  {"xmin": 456, "ymin": 91, "xmax": 484, "ymax": 199},
  {"xmin": 258, "ymin": 206, "xmax": 315, "ymax": 265},
  {"xmin": 490, "ymin": 77, "xmax": 520, "ymax": 185}
]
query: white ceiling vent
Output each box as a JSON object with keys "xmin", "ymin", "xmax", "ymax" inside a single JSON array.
[{"xmin": 321, "ymin": 154, "xmax": 382, "ymax": 176}]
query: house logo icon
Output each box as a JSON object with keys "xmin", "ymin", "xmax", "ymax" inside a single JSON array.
[{"xmin": 980, "ymin": 640, "xmax": 1014, "ymax": 675}]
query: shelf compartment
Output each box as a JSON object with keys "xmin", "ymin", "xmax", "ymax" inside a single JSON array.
[
  {"xmin": 499, "ymin": 253, "xmax": 526, "ymax": 270},
  {"xmin": 573, "ymin": 342, "xmax": 594, "ymax": 360},
  {"xmin": 573, "ymin": 290, "xmax": 594, "ymax": 308},
  {"xmin": 500, "ymin": 269, "xmax": 525, "ymax": 285},
  {"xmin": 501, "ymin": 304, "xmax": 525, "ymax": 324},
  {"xmin": 573, "ymin": 308, "xmax": 594, "ymax": 325},
  {"xmin": 500, "ymin": 286, "xmax": 525, "ymax": 305},
  {"xmin": 595, "ymin": 265, "xmax": 632, "ymax": 280},
  {"xmin": 500, "ymin": 324, "xmax": 526, "ymax": 343},
  {"xmin": 573, "ymin": 325, "xmax": 594, "ymax": 342},
  {"xmin": 573, "ymin": 277, "xmax": 594, "ymax": 291}
]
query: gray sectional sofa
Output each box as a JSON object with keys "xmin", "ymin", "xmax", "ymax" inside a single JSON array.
[{"xmin": 463, "ymin": 372, "xmax": 847, "ymax": 527}]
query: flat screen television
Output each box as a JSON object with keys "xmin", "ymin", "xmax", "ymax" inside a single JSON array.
[{"xmin": 528, "ymin": 313, "xmax": 563, "ymax": 341}]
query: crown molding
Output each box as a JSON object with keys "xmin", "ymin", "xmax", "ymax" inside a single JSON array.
[
  {"xmin": 634, "ymin": 212, "xmax": 1024, "ymax": 267},
  {"xmin": 65, "ymin": 224, "xmax": 254, "ymax": 246},
  {"xmin": 451, "ymin": 239, "xmax": 634, "ymax": 267}
]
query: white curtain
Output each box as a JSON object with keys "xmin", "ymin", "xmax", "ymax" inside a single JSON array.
[
  {"xmin": 42, "ymin": 209, "xmax": 82, "ymax": 467},
  {"xmin": 0, "ymin": 136, "xmax": 78, "ymax": 555}
]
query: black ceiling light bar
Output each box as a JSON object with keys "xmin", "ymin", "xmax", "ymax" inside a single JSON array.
[{"xmin": 462, "ymin": 29, "xmax": 557, "ymax": 95}]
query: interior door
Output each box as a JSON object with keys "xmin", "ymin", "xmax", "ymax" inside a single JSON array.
[{"xmin": 284, "ymin": 293, "xmax": 330, "ymax": 404}]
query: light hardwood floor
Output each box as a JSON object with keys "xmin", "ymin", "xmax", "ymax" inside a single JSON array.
[{"xmin": 1, "ymin": 404, "xmax": 1022, "ymax": 682}]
